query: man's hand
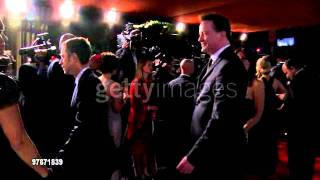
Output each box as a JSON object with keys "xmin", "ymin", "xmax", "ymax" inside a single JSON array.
[
  {"xmin": 176, "ymin": 156, "xmax": 194, "ymax": 174},
  {"xmin": 122, "ymin": 41, "xmax": 129, "ymax": 49}
]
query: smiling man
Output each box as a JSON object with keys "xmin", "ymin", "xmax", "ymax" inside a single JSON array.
[{"xmin": 177, "ymin": 13, "xmax": 248, "ymax": 179}]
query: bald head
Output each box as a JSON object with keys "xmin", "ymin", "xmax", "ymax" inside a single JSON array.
[{"xmin": 180, "ymin": 59, "xmax": 194, "ymax": 76}]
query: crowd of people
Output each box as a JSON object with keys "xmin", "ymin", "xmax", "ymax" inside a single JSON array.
[{"xmin": 0, "ymin": 13, "xmax": 320, "ymax": 180}]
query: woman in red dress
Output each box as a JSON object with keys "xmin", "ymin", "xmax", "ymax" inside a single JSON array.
[{"xmin": 127, "ymin": 55, "xmax": 157, "ymax": 179}]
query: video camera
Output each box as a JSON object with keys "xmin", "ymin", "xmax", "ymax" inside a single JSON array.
[
  {"xmin": 19, "ymin": 32, "xmax": 57, "ymax": 63},
  {"xmin": 117, "ymin": 23, "xmax": 135, "ymax": 48},
  {"xmin": 150, "ymin": 46, "xmax": 171, "ymax": 65}
]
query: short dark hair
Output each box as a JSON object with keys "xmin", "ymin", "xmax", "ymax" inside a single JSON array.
[
  {"xmin": 99, "ymin": 52, "xmax": 119, "ymax": 74},
  {"xmin": 64, "ymin": 37, "xmax": 92, "ymax": 65},
  {"xmin": 285, "ymin": 58, "xmax": 303, "ymax": 69},
  {"xmin": 234, "ymin": 47, "xmax": 245, "ymax": 54},
  {"xmin": 201, "ymin": 13, "xmax": 231, "ymax": 40}
]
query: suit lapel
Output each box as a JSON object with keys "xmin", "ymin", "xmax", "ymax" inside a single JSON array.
[
  {"xmin": 199, "ymin": 46, "xmax": 234, "ymax": 84},
  {"xmin": 197, "ymin": 61, "xmax": 210, "ymax": 89},
  {"xmin": 200, "ymin": 57, "xmax": 222, "ymax": 84},
  {"xmin": 71, "ymin": 68, "xmax": 90, "ymax": 107}
]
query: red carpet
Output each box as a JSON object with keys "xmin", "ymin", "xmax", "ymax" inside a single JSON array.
[{"xmin": 276, "ymin": 141, "xmax": 320, "ymax": 179}]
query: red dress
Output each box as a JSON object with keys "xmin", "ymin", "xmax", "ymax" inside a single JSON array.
[{"xmin": 127, "ymin": 78, "xmax": 156, "ymax": 178}]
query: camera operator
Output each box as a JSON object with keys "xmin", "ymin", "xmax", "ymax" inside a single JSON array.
[
  {"xmin": 18, "ymin": 46, "xmax": 51, "ymax": 160},
  {"xmin": 0, "ymin": 19, "xmax": 10, "ymax": 75},
  {"xmin": 117, "ymin": 22, "xmax": 134, "ymax": 49},
  {"xmin": 0, "ymin": 33, "xmax": 16, "ymax": 76},
  {"xmin": 0, "ymin": 34, "xmax": 9, "ymax": 73},
  {"xmin": 152, "ymin": 53, "xmax": 176, "ymax": 84},
  {"xmin": 149, "ymin": 52, "xmax": 175, "ymax": 116},
  {"xmin": 19, "ymin": 33, "xmax": 58, "ymax": 80},
  {"xmin": 116, "ymin": 29, "xmax": 144, "ymax": 83},
  {"xmin": 18, "ymin": 33, "xmax": 64, "ymax": 158}
]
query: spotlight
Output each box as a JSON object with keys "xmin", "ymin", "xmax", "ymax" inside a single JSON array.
[
  {"xmin": 5, "ymin": 0, "xmax": 28, "ymax": 15},
  {"xmin": 256, "ymin": 47, "xmax": 262, "ymax": 53},
  {"xmin": 104, "ymin": 8, "xmax": 119, "ymax": 26},
  {"xmin": 60, "ymin": 0, "xmax": 75, "ymax": 20},
  {"xmin": 239, "ymin": 33, "xmax": 248, "ymax": 42},
  {"xmin": 176, "ymin": 22, "xmax": 186, "ymax": 33}
]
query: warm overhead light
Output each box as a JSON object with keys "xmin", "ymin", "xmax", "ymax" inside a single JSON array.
[
  {"xmin": 256, "ymin": 47, "xmax": 262, "ymax": 53},
  {"xmin": 239, "ymin": 33, "xmax": 248, "ymax": 42},
  {"xmin": 60, "ymin": 0, "xmax": 75, "ymax": 20},
  {"xmin": 5, "ymin": 0, "xmax": 28, "ymax": 15},
  {"xmin": 5, "ymin": 0, "xmax": 29, "ymax": 28},
  {"xmin": 176, "ymin": 22, "xmax": 186, "ymax": 33},
  {"xmin": 104, "ymin": 8, "xmax": 120, "ymax": 26}
]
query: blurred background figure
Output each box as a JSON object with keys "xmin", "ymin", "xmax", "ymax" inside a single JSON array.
[
  {"xmin": 282, "ymin": 58, "xmax": 320, "ymax": 180},
  {"xmin": 98, "ymin": 52, "xmax": 125, "ymax": 180},
  {"xmin": 47, "ymin": 33, "xmax": 76, "ymax": 80},
  {"xmin": 0, "ymin": 34, "xmax": 10, "ymax": 74},
  {"xmin": 244, "ymin": 55, "xmax": 287, "ymax": 178},
  {"xmin": 235, "ymin": 47, "xmax": 250, "ymax": 71},
  {"xmin": 0, "ymin": 32, "xmax": 15, "ymax": 76}
]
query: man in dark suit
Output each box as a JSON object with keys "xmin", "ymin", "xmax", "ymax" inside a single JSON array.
[
  {"xmin": 282, "ymin": 59, "xmax": 320, "ymax": 180},
  {"xmin": 166, "ymin": 59, "xmax": 195, "ymax": 161},
  {"xmin": 45, "ymin": 33, "xmax": 75, "ymax": 158},
  {"xmin": 54, "ymin": 37, "xmax": 116, "ymax": 179},
  {"xmin": 156, "ymin": 59, "xmax": 195, "ymax": 179},
  {"xmin": 177, "ymin": 13, "xmax": 247, "ymax": 179}
]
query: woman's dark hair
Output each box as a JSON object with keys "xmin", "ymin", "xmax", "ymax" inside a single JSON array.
[
  {"xmin": 99, "ymin": 52, "xmax": 119, "ymax": 74},
  {"xmin": 285, "ymin": 58, "xmax": 303, "ymax": 69}
]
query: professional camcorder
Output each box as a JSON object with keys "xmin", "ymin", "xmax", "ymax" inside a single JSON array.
[{"xmin": 19, "ymin": 33, "xmax": 57, "ymax": 63}]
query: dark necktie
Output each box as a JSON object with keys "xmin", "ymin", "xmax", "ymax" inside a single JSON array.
[{"xmin": 207, "ymin": 58, "xmax": 213, "ymax": 72}]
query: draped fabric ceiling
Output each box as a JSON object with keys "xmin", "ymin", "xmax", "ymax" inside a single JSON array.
[
  {"xmin": 1, "ymin": 0, "xmax": 320, "ymax": 32},
  {"xmin": 60, "ymin": 0, "xmax": 320, "ymax": 32}
]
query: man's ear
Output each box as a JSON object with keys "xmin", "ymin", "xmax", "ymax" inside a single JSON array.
[
  {"xmin": 220, "ymin": 31, "xmax": 226, "ymax": 38},
  {"xmin": 71, "ymin": 52, "xmax": 78, "ymax": 61}
]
